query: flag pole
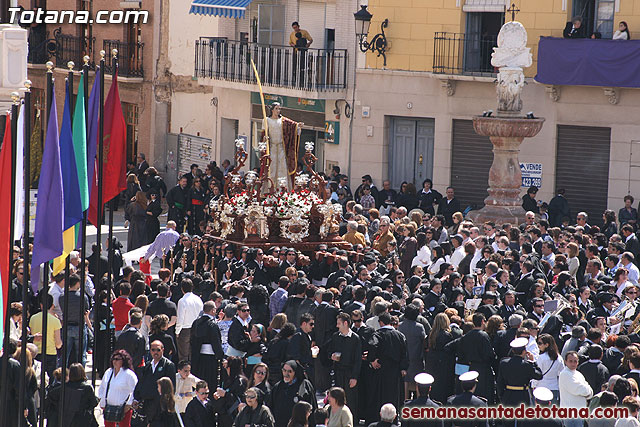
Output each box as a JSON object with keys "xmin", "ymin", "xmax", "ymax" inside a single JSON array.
[
  {"xmin": 0, "ymin": 91, "xmax": 20, "ymax": 426},
  {"xmin": 106, "ymin": 49, "xmax": 118, "ymax": 359},
  {"xmin": 97, "ymin": 48, "xmax": 108, "ymax": 371},
  {"xmin": 19, "ymin": 80, "xmax": 32, "ymax": 427},
  {"xmin": 39, "ymin": 61, "xmax": 54, "ymax": 427},
  {"xmin": 58, "ymin": 62, "xmax": 75, "ymax": 427},
  {"xmin": 79, "ymin": 55, "xmax": 89, "ymax": 364}
]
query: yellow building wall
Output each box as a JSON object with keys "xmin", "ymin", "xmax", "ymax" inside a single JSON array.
[{"xmin": 365, "ymin": 0, "xmax": 580, "ymax": 77}]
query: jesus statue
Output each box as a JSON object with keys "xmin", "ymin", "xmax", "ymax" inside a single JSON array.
[{"xmin": 262, "ymin": 102, "xmax": 302, "ymax": 190}]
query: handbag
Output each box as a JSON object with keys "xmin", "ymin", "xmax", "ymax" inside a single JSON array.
[{"xmin": 103, "ymin": 370, "xmax": 129, "ymax": 423}]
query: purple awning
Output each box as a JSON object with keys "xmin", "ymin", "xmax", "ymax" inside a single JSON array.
[{"xmin": 535, "ymin": 36, "xmax": 640, "ymax": 88}]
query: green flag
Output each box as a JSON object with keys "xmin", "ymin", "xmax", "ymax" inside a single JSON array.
[{"xmin": 73, "ymin": 73, "xmax": 88, "ymax": 210}]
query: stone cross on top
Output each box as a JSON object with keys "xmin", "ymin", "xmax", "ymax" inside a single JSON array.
[{"xmin": 507, "ymin": 3, "xmax": 520, "ymax": 22}]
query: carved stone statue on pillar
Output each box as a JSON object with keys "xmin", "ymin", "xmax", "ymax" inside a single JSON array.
[{"xmin": 467, "ymin": 20, "xmax": 544, "ymax": 226}]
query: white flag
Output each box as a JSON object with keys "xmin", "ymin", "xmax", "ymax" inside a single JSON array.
[{"xmin": 13, "ymin": 104, "xmax": 24, "ymax": 242}]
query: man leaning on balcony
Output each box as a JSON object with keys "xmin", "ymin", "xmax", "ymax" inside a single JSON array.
[
  {"xmin": 563, "ymin": 16, "xmax": 587, "ymax": 39},
  {"xmin": 289, "ymin": 22, "xmax": 313, "ymax": 48}
]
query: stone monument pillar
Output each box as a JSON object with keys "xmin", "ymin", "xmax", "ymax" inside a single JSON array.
[
  {"xmin": 0, "ymin": 24, "xmax": 28, "ymax": 111},
  {"xmin": 466, "ymin": 21, "xmax": 544, "ymax": 226}
]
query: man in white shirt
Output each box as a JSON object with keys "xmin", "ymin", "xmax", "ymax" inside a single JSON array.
[
  {"xmin": 450, "ymin": 235, "xmax": 465, "ymax": 268},
  {"xmin": 559, "ymin": 351, "xmax": 593, "ymax": 427},
  {"xmin": 622, "ymin": 252, "xmax": 640, "ymax": 285},
  {"xmin": 176, "ymin": 278, "xmax": 204, "ymax": 362},
  {"xmin": 48, "ymin": 273, "xmax": 65, "ymax": 320},
  {"xmin": 541, "ymin": 241, "xmax": 556, "ymax": 268},
  {"xmin": 470, "ymin": 236, "xmax": 487, "ymax": 272}
]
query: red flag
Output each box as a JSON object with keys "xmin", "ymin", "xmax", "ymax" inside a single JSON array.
[
  {"xmin": 0, "ymin": 115, "xmax": 13, "ymax": 319},
  {"xmin": 88, "ymin": 70, "xmax": 127, "ymax": 226}
]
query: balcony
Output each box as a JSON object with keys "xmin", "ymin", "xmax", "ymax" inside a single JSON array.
[
  {"xmin": 103, "ymin": 40, "xmax": 144, "ymax": 78},
  {"xmin": 535, "ymin": 37, "xmax": 640, "ymax": 89},
  {"xmin": 433, "ymin": 32, "xmax": 497, "ymax": 76},
  {"xmin": 194, "ymin": 38, "xmax": 348, "ymax": 92},
  {"xmin": 52, "ymin": 28, "xmax": 95, "ymax": 70}
]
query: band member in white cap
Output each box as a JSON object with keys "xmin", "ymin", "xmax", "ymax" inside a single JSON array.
[
  {"xmin": 532, "ymin": 387, "xmax": 563, "ymax": 427},
  {"xmin": 496, "ymin": 337, "xmax": 543, "ymax": 426},
  {"xmin": 402, "ymin": 373, "xmax": 443, "ymax": 427},
  {"xmin": 446, "ymin": 371, "xmax": 488, "ymax": 427}
]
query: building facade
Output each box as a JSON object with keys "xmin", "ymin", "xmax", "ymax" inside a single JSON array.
[
  {"xmin": 23, "ymin": 0, "xmax": 162, "ymax": 170},
  {"xmin": 167, "ymin": 0, "xmax": 360, "ymax": 183},
  {"xmin": 355, "ymin": 0, "xmax": 640, "ymax": 225}
]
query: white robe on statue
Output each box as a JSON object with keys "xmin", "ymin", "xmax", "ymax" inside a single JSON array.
[{"xmin": 266, "ymin": 116, "xmax": 291, "ymax": 190}]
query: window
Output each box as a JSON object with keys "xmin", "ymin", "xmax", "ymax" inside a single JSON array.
[
  {"xmin": 464, "ymin": 12, "xmax": 503, "ymax": 74},
  {"xmin": 573, "ymin": 0, "xmax": 615, "ymax": 38},
  {"xmin": 595, "ymin": 0, "xmax": 615, "ymax": 38},
  {"xmin": 124, "ymin": 103, "xmax": 139, "ymax": 162},
  {"xmin": 257, "ymin": 4, "xmax": 285, "ymax": 46}
]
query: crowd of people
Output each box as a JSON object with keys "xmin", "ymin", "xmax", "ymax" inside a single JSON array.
[{"xmin": 10, "ymin": 158, "xmax": 640, "ymax": 427}]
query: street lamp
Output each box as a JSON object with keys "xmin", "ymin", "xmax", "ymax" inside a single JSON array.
[{"xmin": 353, "ymin": 5, "xmax": 389, "ymax": 66}]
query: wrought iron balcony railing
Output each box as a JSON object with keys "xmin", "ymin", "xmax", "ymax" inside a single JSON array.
[
  {"xmin": 53, "ymin": 28, "xmax": 95, "ymax": 70},
  {"xmin": 433, "ymin": 32, "xmax": 498, "ymax": 76},
  {"xmin": 103, "ymin": 39, "xmax": 144, "ymax": 78},
  {"xmin": 195, "ymin": 38, "xmax": 348, "ymax": 91}
]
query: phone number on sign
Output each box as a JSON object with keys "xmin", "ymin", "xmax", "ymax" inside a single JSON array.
[{"xmin": 522, "ymin": 177, "xmax": 541, "ymax": 187}]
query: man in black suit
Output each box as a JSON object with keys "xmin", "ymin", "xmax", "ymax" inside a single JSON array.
[
  {"xmin": 622, "ymin": 224, "xmax": 640, "ymax": 262},
  {"xmin": 227, "ymin": 301, "xmax": 256, "ymax": 355},
  {"xmin": 625, "ymin": 352, "xmax": 640, "ymax": 385},
  {"xmin": 514, "ymin": 261, "xmax": 536, "ymax": 305},
  {"xmin": 326, "ymin": 257, "xmax": 353, "ymax": 289},
  {"xmin": 493, "ymin": 314, "xmax": 522, "ymax": 360},
  {"xmin": 134, "ymin": 340, "xmax": 177, "ymax": 420},
  {"xmin": 136, "ymin": 152, "xmax": 149, "ymax": 181},
  {"xmin": 190, "ymin": 301, "xmax": 224, "ymax": 393},
  {"xmin": 527, "ymin": 297, "xmax": 546, "ymax": 324},
  {"xmin": 578, "ymin": 345, "xmax": 610, "ymax": 394},
  {"xmin": 563, "ymin": 16, "xmax": 587, "ymax": 38},
  {"xmin": 499, "ymin": 291, "xmax": 524, "ymax": 322},
  {"xmin": 343, "ymin": 285, "xmax": 367, "ymax": 315},
  {"xmin": 367, "ymin": 313, "xmax": 409, "ymax": 416},
  {"xmin": 437, "ymin": 187, "xmax": 461, "ymax": 227},
  {"xmin": 245, "ymin": 248, "xmax": 271, "ymax": 287},
  {"xmin": 115, "ymin": 311, "xmax": 147, "ymax": 375},
  {"xmin": 184, "ymin": 380, "xmax": 216, "ymax": 427},
  {"xmin": 287, "ymin": 312, "xmax": 315, "ymax": 383},
  {"xmin": 603, "ymin": 335, "xmax": 630, "ymax": 374},
  {"xmin": 313, "ymin": 290, "xmax": 340, "ymax": 392}
]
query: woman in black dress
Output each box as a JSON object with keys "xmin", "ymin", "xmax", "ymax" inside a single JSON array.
[
  {"xmin": 148, "ymin": 377, "xmax": 180, "ymax": 427},
  {"xmin": 126, "ymin": 191, "xmax": 148, "ymax": 251},
  {"xmin": 187, "ymin": 178, "xmax": 207, "ymax": 235},
  {"xmin": 94, "ymin": 289, "xmax": 114, "ymax": 377},
  {"xmin": 54, "ymin": 363, "xmax": 99, "ymax": 426},
  {"xmin": 146, "ymin": 191, "xmax": 163, "ymax": 244},
  {"xmin": 425, "ymin": 313, "xmax": 455, "ymax": 404},
  {"xmin": 212, "ymin": 356, "xmax": 249, "ymax": 427}
]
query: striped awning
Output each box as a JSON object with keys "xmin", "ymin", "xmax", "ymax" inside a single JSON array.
[{"xmin": 189, "ymin": 0, "xmax": 253, "ymax": 18}]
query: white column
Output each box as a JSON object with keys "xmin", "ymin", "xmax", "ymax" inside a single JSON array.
[{"xmin": 0, "ymin": 24, "xmax": 28, "ymax": 111}]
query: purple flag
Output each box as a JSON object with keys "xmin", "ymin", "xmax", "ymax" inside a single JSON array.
[
  {"xmin": 31, "ymin": 86, "xmax": 64, "ymax": 291},
  {"xmin": 86, "ymin": 68, "xmax": 100, "ymax": 201}
]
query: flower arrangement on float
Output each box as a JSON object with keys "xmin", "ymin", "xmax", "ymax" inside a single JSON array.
[{"xmin": 209, "ymin": 139, "xmax": 342, "ymax": 243}]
